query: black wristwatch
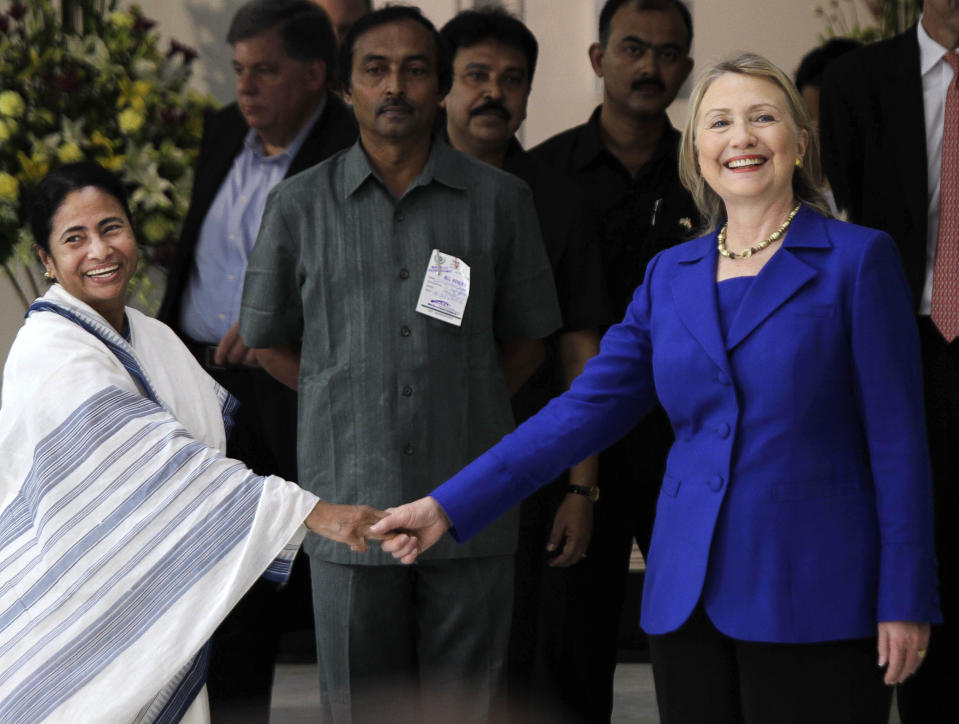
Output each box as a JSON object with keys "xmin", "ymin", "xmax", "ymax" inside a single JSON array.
[{"xmin": 566, "ymin": 484, "xmax": 600, "ymax": 503}]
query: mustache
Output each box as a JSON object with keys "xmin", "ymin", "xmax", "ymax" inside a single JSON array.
[
  {"xmin": 631, "ymin": 76, "xmax": 666, "ymax": 92},
  {"xmin": 469, "ymin": 100, "xmax": 511, "ymax": 120},
  {"xmin": 376, "ymin": 97, "xmax": 414, "ymax": 115}
]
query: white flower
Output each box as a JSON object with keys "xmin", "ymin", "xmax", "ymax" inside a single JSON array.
[
  {"xmin": 132, "ymin": 58, "xmax": 159, "ymax": 80},
  {"xmin": 65, "ymin": 35, "xmax": 110, "ymax": 67}
]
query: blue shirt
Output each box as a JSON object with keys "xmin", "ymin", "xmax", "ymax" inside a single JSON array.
[{"xmin": 179, "ymin": 100, "xmax": 326, "ymax": 343}]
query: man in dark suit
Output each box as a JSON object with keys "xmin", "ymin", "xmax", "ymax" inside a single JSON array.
[
  {"xmin": 158, "ymin": 0, "xmax": 356, "ymax": 719},
  {"xmin": 820, "ymin": 2, "xmax": 959, "ymax": 721}
]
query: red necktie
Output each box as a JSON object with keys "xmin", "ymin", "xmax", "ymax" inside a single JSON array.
[{"xmin": 931, "ymin": 51, "xmax": 959, "ymax": 342}]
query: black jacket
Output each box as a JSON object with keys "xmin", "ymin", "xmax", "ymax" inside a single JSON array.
[
  {"xmin": 820, "ymin": 26, "xmax": 928, "ymax": 307},
  {"xmin": 158, "ymin": 94, "xmax": 357, "ymax": 332}
]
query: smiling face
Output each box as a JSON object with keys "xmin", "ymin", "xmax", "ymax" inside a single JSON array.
[
  {"xmin": 38, "ymin": 186, "xmax": 138, "ymax": 330},
  {"xmin": 695, "ymin": 72, "xmax": 808, "ymax": 209},
  {"xmin": 590, "ymin": 5, "xmax": 692, "ymax": 121},
  {"xmin": 232, "ymin": 26, "xmax": 325, "ymax": 153},
  {"xmin": 442, "ymin": 40, "xmax": 530, "ymax": 158},
  {"xmin": 345, "ymin": 18, "xmax": 442, "ymax": 145}
]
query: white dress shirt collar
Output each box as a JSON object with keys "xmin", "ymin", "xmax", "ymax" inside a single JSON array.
[{"xmin": 918, "ymin": 14, "xmax": 957, "ymax": 77}]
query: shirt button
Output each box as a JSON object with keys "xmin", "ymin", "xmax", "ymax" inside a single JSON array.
[
  {"xmin": 404, "ymin": 443, "xmax": 414, "ymax": 455},
  {"xmin": 400, "ymin": 325, "xmax": 411, "ymax": 337},
  {"xmin": 226, "ymin": 274, "xmax": 235, "ymax": 281},
  {"xmin": 715, "ymin": 371, "xmax": 731, "ymax": 386},
  {"xmin": 399, "ymin": 268, "xmax": 410, "ymax": 280},
  {"xmin": 715, "ymin": 422, "xmax": 730, "ymax": 439},
  {"xmin": 402, "ymin": 385, "xmax": 413, "ymax": 397},
  {"xmin": 218, "ymin": 313, "xmax": 226, "ymax": 320},
  {"xmin": 707, "ymin": 475, "xmax": 725, "ymax": 492},
  {"xmin": 395, "ymin": 212, "xmax": 405, "ymax": 223}
]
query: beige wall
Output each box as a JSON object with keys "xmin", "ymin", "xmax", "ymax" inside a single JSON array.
[
  {"xmin": 0, "ymin": 281, "xmax": 24, "ymax": 387},
  {"xmin": 0, "ymin": 0, "xmax": 861, "ymax": 381},
  {"xmin": 127, "ymin": 0, "xmax": 836, "ymax": 140}
]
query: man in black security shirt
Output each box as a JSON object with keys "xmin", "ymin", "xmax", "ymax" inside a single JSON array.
[
  {"xmin": 440, "ymin": 8, "xmax": 613, "ymax": 720},
  {"xmin": 530, "ymin": 1, "xmax": 697, "ymax": 720}
]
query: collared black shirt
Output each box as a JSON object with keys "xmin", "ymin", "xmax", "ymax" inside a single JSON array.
[
  {"xmin": 531, "ymin": 106, "xmax": 700, "ymax": 320},
  {"xmin": 503, "ymin": 138, "xmax": 613, "ymax": 334},
  {"xmin": 501, "ymin": 137, "xmax": 614, "ymax": 422}
]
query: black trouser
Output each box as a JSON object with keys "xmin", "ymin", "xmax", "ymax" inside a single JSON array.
[
  {"xmin": 898, "ymin": 319, "xmax": 959, "ymax": 724},
  {"xmin": 551, "ymin": 407, "xmax": 671, "ymax": 723},
  {"xmin": 507, "ymin": 476, "xmax": 586, "ymax": 723},
  {"xmin": 649, "ymin": 606, "xmax": 892, "ymax": 724},
  {"xmin": 184, "ymin": 341, "xmax": 313, "ymax": 723}
]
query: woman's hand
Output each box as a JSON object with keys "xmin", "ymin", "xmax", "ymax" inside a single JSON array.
[
  {"xmin": 877, "ymin": 621, "xmax": 931, "ymax": 684},
  {"xmin": 305, "ymin": 500, "xmax": 390, "ymax": 552},
  {"xmin": 369, "ymin": 497, "xmax": 452, "ymax": 564}
]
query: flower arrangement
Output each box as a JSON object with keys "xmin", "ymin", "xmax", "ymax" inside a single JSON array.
[
  {"xmin": 815, "ymin": 0, "xmax": 922, "ymax": 44},
  {"xmin": 0, "ymin": 0, "xmax": 216, "ymax": 309}
]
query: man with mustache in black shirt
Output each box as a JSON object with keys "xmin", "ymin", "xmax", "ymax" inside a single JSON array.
[
  {"xmin": 530, "ymin": 1, "xmax": 697, "ymax": 721},
  {"xmin": 440, "ymin": 8, "xmax": 613, "ymax": 720}
]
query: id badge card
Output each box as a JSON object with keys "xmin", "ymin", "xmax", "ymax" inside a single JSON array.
[{"xmin": 416, "ymin": 249, "xmax": 471, "ymax": 326}]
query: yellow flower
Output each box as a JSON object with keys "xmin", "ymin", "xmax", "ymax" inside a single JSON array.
[
  {"xmin": 107, "ymin": 11, "xmax": 135, "ymax": 29},
  {"xmin": 118, "ymin": 108, "xmax": 145, "ymax": 134},
  {"xmin": 90, "ymin": 130, "xmax": 115, "ymax": 151},
  {"xmin": 97, "ymin": 154, "xmax": 126, "ymax": 172},
  {"xmin": 17, "ymin": 151, "xmax": 50, "ymax": 183},
  {"xmin": 117, "ymin": 78, "xmax": 153, "ymax": 113},
  {"xmin": 0, "ymin": 173, "xmax": 20, "ymax": 202},
  {"xmin": 0, "ymin": 119, "xmax": 13, "ymax": 141},
  {"xmin": 0, "ymin": 91, "xmax": 26, "ymax": 119},
  {"xmin": 58, "ymin": 142, "xmax": 85, "ymax": 164},
  {"xmin": 141, "ymin": 214, "xmax": 174, "ymax": 243},
  {"xmin": 29, "ymin": 108, "xmax": 56, "ymax": 128}
]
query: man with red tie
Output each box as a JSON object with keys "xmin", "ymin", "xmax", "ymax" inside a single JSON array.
[{"xmin": 820, "ymin": 1, "xmax": 959, "ymax": 721}]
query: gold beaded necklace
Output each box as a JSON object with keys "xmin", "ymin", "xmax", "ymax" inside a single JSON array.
[{"xmin": 717, "ymin": 203, "xmax": 802, "ymax": 260}]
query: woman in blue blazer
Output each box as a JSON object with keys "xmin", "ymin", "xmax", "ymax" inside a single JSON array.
[{"xmin": 372, "ymin": 53, "xmax": 941, "ymax": 723}]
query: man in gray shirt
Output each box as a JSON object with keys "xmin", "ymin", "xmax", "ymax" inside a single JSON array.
[{"xmin": 239, "ymin": 5, "xmax": 560, "ymax": 722}]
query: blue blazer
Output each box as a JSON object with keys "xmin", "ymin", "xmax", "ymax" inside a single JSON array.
[{"xmin": 433, "ymin": 206, "xmax": 941, "ymax": 643}]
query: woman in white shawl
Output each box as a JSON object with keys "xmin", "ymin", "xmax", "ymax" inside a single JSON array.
[{"xmin": 0, "ymin": 162, "xmax": 386, "ymax": 723}]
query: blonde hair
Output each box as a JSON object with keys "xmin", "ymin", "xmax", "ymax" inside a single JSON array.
[{"xmin": 678, "ymin": 52, "xmax": 831, "ymax": 233}]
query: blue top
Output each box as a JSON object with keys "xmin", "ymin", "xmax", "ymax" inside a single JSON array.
[
  {"xmin": 716, "ymin": 275, "xmax": 754, "ymax": 343},
  {"xmin": 430, "ymin": 206, "xmax": 941, "ymax": 643}
]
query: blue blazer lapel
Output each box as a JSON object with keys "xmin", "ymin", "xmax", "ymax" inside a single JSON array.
[
  {"xmin": 726, "ymin": 206, "xmax": 829, "ymax": 351},
  {"xmin": 670, "ymin": 233, "xmax": 733, "ymax": 378}
]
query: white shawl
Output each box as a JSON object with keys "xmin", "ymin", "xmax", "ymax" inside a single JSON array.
[{"xmin": 0, "ymin": 286, "xmax": 318, "ymax": 723}]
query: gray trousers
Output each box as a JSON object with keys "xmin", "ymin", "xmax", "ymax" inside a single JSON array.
[{"xmin": 310, "ymin": 555, "xmax": 513, "ymax": 724}]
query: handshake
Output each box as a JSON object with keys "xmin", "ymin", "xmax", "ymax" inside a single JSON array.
[{"xmin": 304, "ymin": 497, "xmax": 451, "ymax": 564}]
